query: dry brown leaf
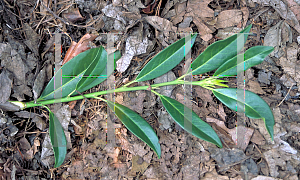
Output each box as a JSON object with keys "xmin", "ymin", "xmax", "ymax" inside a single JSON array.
[
  {"xmin": 240, "ymin": 7, "xmax": 249, "ymax": 28},
  {"xmin": 116, "ymin": 27, "xmax": 149, "ymax": 72},
  {"xmin": 145, "ymin": 16, "xmax": 175, "ymax": 32},
  {"xmin": 216, "ymin": 10, "xmax": 243, "ymax": 29},
  {"xmin": 263, "ymin": 21, "xmax": 291, "ymax": 58},
  {"xmin": 247, "ymin": 80, "xmax": 265, "ymax": 94},
  {"xmin": 0, "ymin": 69, "xmax": 13, "ymax": 103},
  {"xmin": 39, "ymin": 0, "xmax": 49, "ymax": 15},
  {"xmin": 62, "ymin": 8, "xmax": 85, "ymax": 23},
  {"xmin": 24, "ymin": 23, "xmax": 40, "ymax": 57},
  {"xmin": 142, "ymin": 0, "xmax": 158, "ymax": 14},
  {"xmin": 263, "ymin": 143, "xmax": 296, "ymax": 177},
  {"xmin": 194, "ymin": 86, "xmax": 213, "ymax": 103},
  {"xmin": 122, "ymin": 11, "xmax": 142, "ymax": 20},
  {"xmin": 33, "ymin": 138, "xmax": 40, "ymax": 155},
  {"xmin": 119, "ymin": 91, "xmax": 146, "ymax": 114},
  {"xmin": 206, "ymin": 116, "xmax": 236, "ymax": 148},
  {"xmin": 18, "ymin": 137, "xmax": 31, "ymax": 151},
  {"xmin": 270, "ymin": 0, "xmax": 300, "ymax": 34},
  {"xmin": 202, "ymin": 169, "xmax": 230, "ymax": 180},
  {"xmin": 279, "ymin": 43, "xmax": 300, "ymax": 91},
  {"xmin": 206, "ymin": 116, "xmax": 254, "ymax": 151},
  {"xmin": 250, "ymin": 129, "xmax": 266, "ymax": 145},
  {"xmin": 24, "ymin": 148, "xmax": 34, "ymax": 161},
  {"xmin": 185, "ymin": 0, "xmax": 215, "ymax": 41},
  {"xmin": 62, "ymin": 34, "xmax": 97, "ymax": 65},
  {"xmin": 217, "ymin": 104, "xmax": 226, "ymax": 121},
  {"xmin": 170, "ymin": 2, "xmax": 187, "ymax": 25},
  {"xmin": 68, "ymin": 100, "xmax": 77, "ymax": 110},
  {"xmin": 32, "ymin": 116, "xmax": 47, "ymax": 131}
]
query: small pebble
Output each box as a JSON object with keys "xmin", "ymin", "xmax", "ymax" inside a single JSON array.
[{"xmin": 297, "ymin": 36, "xmax": 300, "ymax": 45}]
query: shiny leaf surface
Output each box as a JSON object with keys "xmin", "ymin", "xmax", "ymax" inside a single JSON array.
[
  {"xmin": 107, "ymin": 101, "xmax": 161, "ymax": 158},
  {"xmin": 76, "ymin": 50, "xmax": 121, "ymax": 92},
  {"xmin": 49, "ymin": 111, "xmax": 67, "ymax": 168},
  {"xmin": 135, "ymin": 34, "xmax": 197, "ymax": 82},
  {"xmin": 191, "ymin": 24, "xmax": 252, "ymax": 75},
  {"xmin": 213, "ymin": 88, "xmax": 275, "ymax": 140},
  {"xmin": 214, "ymin": 46, "xmax": 274, "ymax": 76},
  {"xmin": 75, "ymin": 46, "xmax": 107, "ymax": 91},
  {"xmin": 158, "ymin": 94, "xmax": 222, "ymax": 148},
  {"xmin": 39, "ymin": 48, "xmax": 120, "ymax": 100}
]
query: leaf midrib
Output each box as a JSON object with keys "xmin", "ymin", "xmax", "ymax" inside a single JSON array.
[
  {"xmin": 213, "ymin": 89, "xmax": 261, "ymax": 118},
  {"xmin": 161, "ymin": 96, "xmax": 202, "ymax": 133},
  {"xmin": 137, "ymin": 37, "xmax": 194, "ymax": 81},
  {"xmin": 77, "ymin": 49, "xmax": 104, "ymax": 88},
  {"xmin": 216, "ymin": 48, "xmax": 270, "ymax": 76},
  {"xmin": 191, "ymin": 36, "xmax": 237, "ymax": 74},
  {"xmin": 41, "ymin": 49, "xmax": 100, "ymax": 100},
  {"xmin": 161, "ymin": 96, "xmax": 220, "ymax": 145},
  {"xmin": 114, "ymin": 103, "xmax": 158, "ymax": 149}
]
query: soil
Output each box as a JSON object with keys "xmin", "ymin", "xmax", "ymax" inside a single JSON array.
[{"xmin": 0, "ymin": 0, "xmax": 300, "ymax": 179}]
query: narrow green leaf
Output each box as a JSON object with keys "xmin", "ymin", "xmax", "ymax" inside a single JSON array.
[
  {"xmin": 38, "ymin": 48, "xmax": 121, "ymax": 100},
  {"xmin": 107, "ymin": 101, "xmax": 161, "ymax": 158},
  {"xmin": 191, "ymin": 24, "xmax": 252, "ymax": 75},
  {"xmin": 76, "ymin": 50, "xmax": 121, "ymax": 92},
  {"xmin": 49, "ymin": 111, "xmax": 67, "ymax": 168},
  {"xmin": 214, "ymin": 46, "xmax": 274, "ymax": 76},
  {"xmin": 212, "ymin": 88, "xmax": 275, "ymax": 140},
  {"xmin": 113, "ymin": 50, "xmax": 122, "ymax": 70},
  {"xmin": 75, "ymin": 46, "xmax": 107, "ymax": 91},
  {"xmin": 158, "ymin": 94, "xmax": 223, "ymax": 148},
  {"xmin": 135, "ymin": 34, "xmax": 197, "ymax": 82},
  {"xmin": 39, "ymin": 48, "xmax": 102, "ymax": 100}
]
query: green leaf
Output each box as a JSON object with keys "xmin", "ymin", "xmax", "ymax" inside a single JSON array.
[
  {"xmin": 191, "ymin": 24, "xmax": 252, "ymax": 75},
  {"xmin": 49, "ymin": 111, "xmax": 67, "ymax": 168},
  {"xmin": 75, "ymin": 46, "xmax": 107, "ymax": 91},
  {"xmin": 77, "ymin": 51, "xmax": 121, "ymax": 92},
  {"xmin": 214, "ymin": 46, "xmax": 274, "ymax": 76},
  {"xmin": 39, "ymin": 48, "xmax": 102, "ymax": 100},
  {"xmin": 107, "ymin": 101, "xmax": 161, "ymax": 158},
  {"xmin": 158, "ymin": 94, "xmax": 222, "ymax": 148},
  {"xmin": 113, "ymin": 50, "xmax": 122, "ymax": 70},
  {"xmin": 76, "ymin": 50, "xmax": 121, "ymax": 92},
  {"xmin": 212, "ymin": 88, "xmax": 275, "ymax": 140},
  {"xmin": 135, "ymin": 34, "xmax": 197, "ymax": 82},
  {"xmin": 38, "ymin": 48, "xmax": 121, "ymax": 100}
]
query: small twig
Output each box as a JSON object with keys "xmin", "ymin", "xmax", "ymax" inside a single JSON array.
[
  {"xmin": 220, "ymin": 137, "xmax": 230, "ymax": 149},
  {"xmin": 138, "ymin": 51, "xmax": 156, "ymax": 71},
  {"xmin": 2, "ymin": 0, "xmax": 14, "ymax": 8},
  {"xmin": 35, "ymin": 15, "xmax": 46, "ymax": 31},
  {"xmin": 217, "ymin": 155, "xmax": 253, "ymax": 172},
  {"xmin": 75, "ymin": 90, "xmax": 93, "ymax": 107},
  {"xmin": 0, "ymin": 120, "xmax": 26, "ymax": 135},
  {"xmin": 29, "ymin": 0, "xmax": 40, "ymax": 18},
  {"xmin": 155, "ymin": 0, "xmax": 162, "ymax": 16},
  {"xmin": 39, "ymin": 1, "xmax": 102, "ymax": 29},
  {"xmin": 254, "ymin": 144, "xmax": 262, "ymax": 155},
  {"xmin": 251, "ymin": 7, "xmax": 270, "ymax": 22},
  {"xmin": 40, "ymin": 1, "xmax": 70, "ymax": 25},
  {"xmin": 16, "ymin": 145, "xmax": 24, "ymax": 161},
  {"xmin": 277, "ymin": 86, "xmax": 292, "ymax": 107}
]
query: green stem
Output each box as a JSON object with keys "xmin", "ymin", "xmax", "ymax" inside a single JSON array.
[
  {"xmin": 10, "ymin": 77, "xmax": 220, "ymax": 109},
  {"xmin": 151, "ymin": 90, "xmax": 161, "ymax": 96},
  {"xmin": 177, "ymin": 72, "xmax": 191, "ymax": 80},
  {"xmin": 123, "ymin": 80, "xmax": 137, "ymax": 87}
]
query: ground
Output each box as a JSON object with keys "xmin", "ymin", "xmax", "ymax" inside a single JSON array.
[{"xmin": 1, "ymin": 0, "xmax": 300, "ymax": 179}]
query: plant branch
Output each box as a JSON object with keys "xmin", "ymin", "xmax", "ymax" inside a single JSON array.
[{"xmin": 10, "ymin": 77, "xmax": 224, "ymax": 110}]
